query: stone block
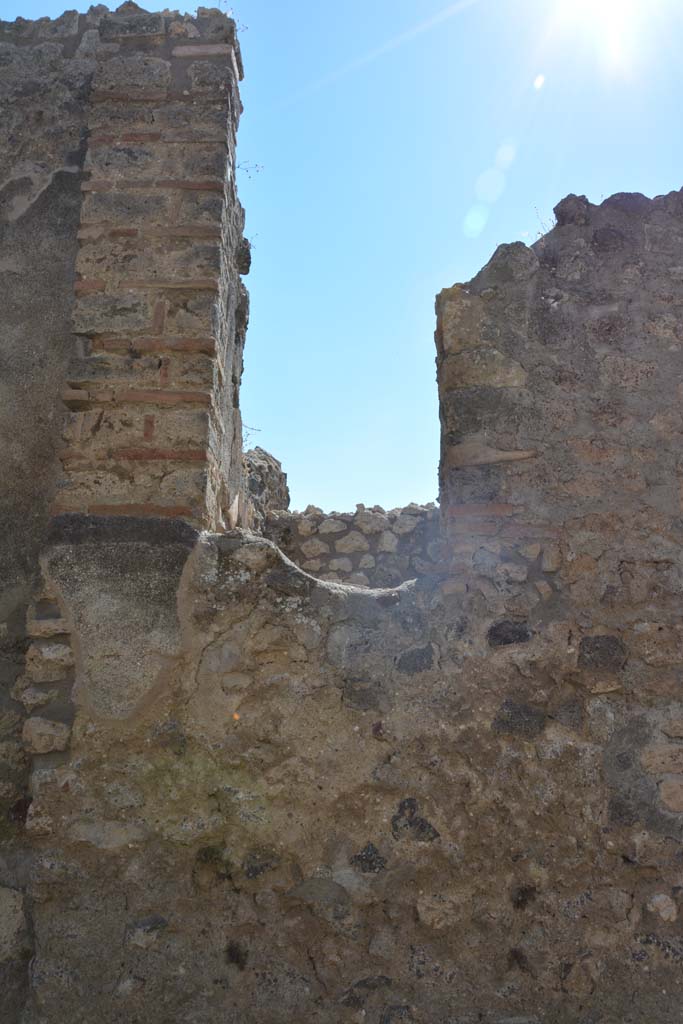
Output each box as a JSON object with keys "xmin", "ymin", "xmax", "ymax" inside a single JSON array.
[
  {"xmin": 641, "ymin": 745, "xmax": 683, "ymax": 774},
  {"xmin": 300, "ymin": 538, "xmax": 330, "ymax": 559},
  {"xmin": 22, "ymin": 717, "xmax": 71, "ymax": 754},
  {"xmin": 0, "ymin": 887, "xmax": 26, "ymax": 962},
  {"xmin": 92, "ymin": 55, "xmax": 171, "ymax": 99},
  {"xmin": 100, "ymin": 11, "xmax": 165, "ymax": 39},
  {"xmin": 317, "ymin": 518, "xmax": 347, "ymax": 535},
  {"xmin": 85, "ymin": 142, "xmax": 227, "ymax": 182},
  {"xmin": 165, "ymin": 292, "xmax": 216, "ymax": 334},
  {"xmin": 73, "ymin": 293, "xmax": 150, "ymax": 335},
  {"xmin": 659, "ymin": 776, "xmax": 683, "ymax": 812},
  {"xmin": 77, "ymin": 237, "xmax": 221, "ymax": 284},
  {"xmin": 67, "ymin": 352, "xmax": 215, "ymax": 391},
  {"xmin": 329, "ymin": 557, "xmax": 352, "ymax": 573},
  {"xmin": 175, "ymin": 190, "xmax": 225, "ymax": 225},
  {"xmin": 355, "ymin": 509, "xmax": 389, "ymax": 534},
  {"xmin": 378, "ymin": 531, "xmax": 398, "ymax": 553},
  {"xmin": 393, "ymin": 513, "xmax": 420, "ymax": 535},
  {"xmin": 440, "ymin": 348, "xmax": 527, "ymax": 390},
  {"xmin": 81, "ymin": 189, "xmax": 174, "ymax": 227},
  {"xmin": 187, "ymin": 60, "xmax": 233, "ymax": 95},
  {"xmin": 26, "ymin": 641, "xmax": 74, "ymax": 683},
  {"xmin": 335, "ymin": 531, "xmax": 369, "ymax": 554}
]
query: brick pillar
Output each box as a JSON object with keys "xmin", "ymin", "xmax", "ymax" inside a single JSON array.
[{"xmin": 55, "ymin": 5, "xmax": 248, "ymax": 529}]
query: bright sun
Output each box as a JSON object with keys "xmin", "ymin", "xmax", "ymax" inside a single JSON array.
[{"xmin": 552, "ymin": 0, "xmax": 647, "ymax": 71}]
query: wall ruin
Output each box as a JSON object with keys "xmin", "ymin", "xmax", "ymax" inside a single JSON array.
[
  {"xmin": 2, "ymin": 7, "xmax": 683, "ymax": 1024},
  {"xmin": 263, "ymin": 503, "xmax": 442, "ymax": 587}
]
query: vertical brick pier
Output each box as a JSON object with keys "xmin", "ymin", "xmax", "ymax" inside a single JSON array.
[{"xmin": 56, "ymin": 5, "xmax": 248, "ymax": 529}]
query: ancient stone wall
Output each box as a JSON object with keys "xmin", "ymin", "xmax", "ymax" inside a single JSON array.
[
  {"xmin": 242, "ymin": 446, "xmax": 291, "ymax": 532},
  {"xmin": 0, "ymin": 6, "xmax": 248, "ymax": 1017},
  {"xmin": 57, "ymin": 7, "xmax": 247, "ymax": 529},
  {"xmin": 0, "ymin": 11, "xmax": 94, "ymax": 905},
  {"xmin": 3, "ymin": 6, "xmax": 683, "ymax": 1022},
  {"xmin": 263, "ymin": 503, "xmax": 442, "ymax": 587}
]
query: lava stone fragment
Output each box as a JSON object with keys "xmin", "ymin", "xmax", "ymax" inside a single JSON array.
[
  {"xmin": 492, "ymin": 700, "xmax": 546, "ymax": 739},
  {"xmin": 578, "ymin": 635, "xmax": 627, "ymax": 671},
  {"xmin": 380, "ymin": 1007, "xmax": 415, "ymax": 1023},
  {"xmin": 553, "ymin": 698, "xmax": 584, "ymax": 732},
  {"xmin": 510, "ymin": 884, "xmax": 537, "ymax": 909},
  {"xmin": 391, "ymin": 798, "xmax": 440, "ymax": 843},
  {"xmin": 339, "ymin": 976, "xmax": 392, "ymax": 1008},
  {"xmin": 487, "ymin": 621, "xmax": 531, "ymax": 647},
  {"xmin": 225, "ymin": 940, "xmax": 249, "ymax": 970},
  {"xmin": 350, "ymin": 842, "xmax": 387, "ymax": 874},
  {"xmin": 342, "ymin": 676, "xmax": 384, "ymax": 711},
  {"xmin": 242, "ymin": 846, "xmax": 280, "ymax": 879},
  {"xmin": 396, "ymin": 644, "xmax": 434, "ymax": 674}
]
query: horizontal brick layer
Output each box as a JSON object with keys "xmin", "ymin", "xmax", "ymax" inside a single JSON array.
[
  {"xmin": 92, "ymin": 336, "xmax": 215, "ymax": 355},
  {"xmin": 78, "ymin": 226, "xmax": 222, "ymax": 240},
  {"xmin": 62, "ymin": 388, "xmax": 212, "ymax": 408},
  {"xmin": 82, "ymin": 179, "xmax": 224, "ymax": 192},
  {"xmin": 61, "ymin": 447, "xmax": 208, "ymax": 463},
  {"xmin": 54, "ymin": 502, "xmax": 197, "ymax": 519},
  {"xmin": 88, "ymin": 132, "xmax": 227, "ymax": 145}
]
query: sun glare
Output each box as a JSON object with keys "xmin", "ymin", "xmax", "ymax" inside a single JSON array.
[{"xmin": 553, "ymin": 0, "xmax": 650, "ymax": 72}]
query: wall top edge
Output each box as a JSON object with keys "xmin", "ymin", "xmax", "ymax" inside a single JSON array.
[{"xmin": 0, "ymin": 3, "xmax": 243, "ymax": 78}]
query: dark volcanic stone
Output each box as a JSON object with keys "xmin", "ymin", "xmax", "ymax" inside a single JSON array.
[
  {"xmin": 225, "ymin": 940, "xmax": 249, "ymax": 970},
  {"xmin": 492, "ymin": 700, "xmax": 547, "ymax": 739},
  {"xmin": 350, "ymin": 842, "xmax": 387, "ymax": 874},
  {"xmin": 380, "ymin": 1007, "xmax": 415, "ymax": 1023},
  {"xmin": 578, "ymin": 635, "xmax": 627, "ymax": 671},
  {"xmin": 339, "ymin": 975, "xmax": 392, "ymax": 1008},
  {"xmin": 396, "ymin": 644, "xmax": 433, "ymax": 674},
  {"xmin": 554, "ymin": 698, "xmax": 584, "ymax": 731},
  {"xmin": 488, "ymin": 621, "xmax": 531, "ymax": 647},
  {"xmin": 511, "ymin": 885, "xmax": 537, "ymax": 910},
  {"xmin": 342, "ymin": 676, "xmax": 384, "ymax": 711},
  {"xmin": 242, "ymin": 846, "xmax": 280, "ymax": 879},
  {"xmin": 391, "ymin": 798, "xmax": 440, "ymax": 843}
]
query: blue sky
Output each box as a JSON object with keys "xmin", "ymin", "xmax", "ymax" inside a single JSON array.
[{"xmin": 5, "ymin": 1, "xmax": 683, "ymax": 511}]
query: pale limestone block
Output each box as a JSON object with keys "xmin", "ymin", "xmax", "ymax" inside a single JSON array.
[
  {"xmin": 393, "ymin": 515, "xmax": 419, "ymax": 535},
  {"xmin": 300, "ymin": 538, "xmax": 330, "ymax": 558},
  {"xmin": 355, "ymin": 510, "xmax": 389, "ymax": 534},
  {"xmin": 318, "ymin": 519, "xmax": 347, "ymax": 535},
  {"xmin": 659, "ymin": 776, "xmax": 683, "ymax": 812},
  {"xmin": 22, "ymin": 717, "xmax": 71, "ymax": 754},
  {"xmin": 542, "ymin": 544, "xmax": 562, "ymax": 572},
  {"xmin": 378, "ymin": 531, "xmax": 399, "ymax": 553},
  {"xmin": 329, "ymin": 557, "xmax": 353, "ymax": 573},
  {"xmin": 647, "ymin": 893, "xmax": 677, "ymax": 922},
  {"xmin": 335, "ymin": 531, "xmax": 369, "ymax": 554},
  {"xmin": 302, "ymin": 559, "xmax": 322, "ymax": 572}
]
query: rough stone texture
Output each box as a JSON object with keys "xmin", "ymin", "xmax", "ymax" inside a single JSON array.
[
  {"xmin": 3, "ymin": 7, "xmax": 683, "ymax": 1021},
  {"xmin": 264, "ymin": 503, "xmax": 443, "ymax": 587},
  {"xmin": 0, "ymin": 6, "xmax": 247, "ymax": 1020},
  {"xmin": 242, "ymin": 446, "xmax": 290, "ymax": 531},
  {"xmin": 44, "ymin": 4, "xmax": 248, "ymax": 529},
  {"xmin": 0, "ymin": 7, "xmax": 94, "ymax": 851},
  {"xmin": 10, "ymin": 522, "xmax": 683, "ymax": 1024}
]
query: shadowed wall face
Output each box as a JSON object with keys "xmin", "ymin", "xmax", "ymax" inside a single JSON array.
[
  {"xmin": 0, "ymin": 16, "xmax": 92, "ymax": 923},
  {"xmin": 437, "ymin": 190, "xmax": 683, "ymax": 583},
  {"xmin": 0, "ymin": 7, "xmax": 247, "ymax": 1017}
]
